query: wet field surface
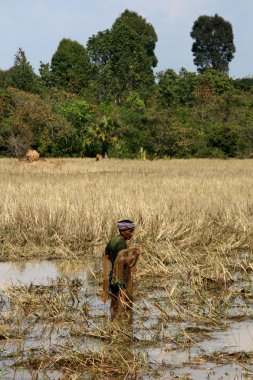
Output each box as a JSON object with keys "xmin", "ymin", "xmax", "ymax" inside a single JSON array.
[{"xmin": 0, "ymin": 260, "xmax": 253, "ymax": 379}]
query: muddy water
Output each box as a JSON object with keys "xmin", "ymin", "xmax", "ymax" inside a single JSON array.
[
  {"xmin": 198, "ymin": 320, "xmax": 253, "ymax": 353},
  {"xmin": 1, "ymin": 260, "xmax": 253, "ymax": 379},
  {"xmin": 0, "ymin": 259, "xmax": 98, "ymax": 288},
  {"xmin": 0, "ymin": 259, "xmax": 105, "ymax": 379},
  {"xmin": 148, "ymin": 321, "xmax": 253, "ymax": 379}
]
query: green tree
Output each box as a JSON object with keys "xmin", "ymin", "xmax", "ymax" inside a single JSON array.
[
  {"xmin": 87, "ymin": 29, "xmax": 115, "ymax": 102},
  {"xmin": 233, "ymin": 77, "xmax": 253, "ymax": 92},
  {"xmin": 176, "ymin": 68, "xmax": 197, "ymax": 105},
  {"xmin": 204, "ymin": 122, "xmax": 240, "ymax": 157},
  {"xmin": 157, "ymin": 68, "xmax": 197, "ymax": 107},
  {"xmin": 87, "ymin": 9, "xmax": 157, "ymax": 104},
  {"xmin": 51, "ymin": 38, "xmax": 91, "ymax": 94},
  {"xmin": 39, "ymin": 62, "xmax": 54, "ymax": 88},
  {"xmin": 192, "ymin": 69, "xmax": 235, "ymax": 130},
  {"xmin": 8, "ymin": 48, "xmax": 41, "ymax": 93},
  {"xmin": 0, "ymin": 88, "xmax": 73, "ymax": 156},
  {"xmin": 86, "ymin": 116, "xmax": 119, "ymax": 157},
  {"xmin": 190, "ymin": 14, "xmax": 235, "ymax": 74},
  {"xmin": 157, "ymin": 69, "xmax": 179, "ymax": 107},
  {"xmin": 53, "ymin": 98, "xmax": 95, "ymax": 156},
  {"xmin": 143, "ymin": 108, "xmax": 199, "ymax": 158},
  {"xmin": 0, "ymin": 89, "xmax": 16, "ymax": 154},
  {"xmin": 114, "ymin": 102, "xmax": 152, "ymax": 157},
  {"xmin": 0, "ymin": 69, "xmax": 12, "ymax": 89},
  {"xmin": 198, "ymin": 68, "xmax": 234, "ymax": 95}
]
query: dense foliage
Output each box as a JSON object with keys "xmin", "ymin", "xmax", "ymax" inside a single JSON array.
[
  {"xmin": 87, "ymin": 10, "xmax": 157, "ymax": 105},
  {"xmin": 0, "ymin": 9, "xmax": 253, "ymax": 159},
  {"xmin": 190, "ymin": 14, "xmax": 235, "ymax": 74}
]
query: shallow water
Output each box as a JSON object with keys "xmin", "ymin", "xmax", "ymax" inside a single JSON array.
[
  {"xmin": 0, "ymin": 368, "xmax": 63, "ymax": 380},
  {"xmin": 0, "ymin": 259, "xmax": 98, "ymax": 288},
  {"xmin": 1, "ymin": 260, "xmax": 253, "ymax": 379},
  {"xmin": 198, "ymin": 320, "xmax": 253, "ymax": 353},
  {"xmin": 146, "ymin": 320, "xmax": 253, "ymax": 357},
  {"xmin": 165, "ymin": 363, "xmax": 250, "ymax": 380}
]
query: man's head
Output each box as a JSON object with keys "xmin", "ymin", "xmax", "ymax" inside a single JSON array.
[{"xmin": 117, "ymin": 219, "xmax": 135, "ymax": 240}]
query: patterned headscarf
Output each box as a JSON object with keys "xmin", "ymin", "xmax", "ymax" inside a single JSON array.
[{"xmin": 117, "ymin": 220, "xmax": 136, "ymax": 231}]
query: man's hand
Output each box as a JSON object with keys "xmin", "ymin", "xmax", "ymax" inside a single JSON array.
[{"xmin": 128, "ymin": 247, "xmax": 140, "ymax": 268}]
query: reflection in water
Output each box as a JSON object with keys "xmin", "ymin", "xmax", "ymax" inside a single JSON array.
[
  {"xmin": 198, "ymin": 320, "xmax": 253, "ymax": 353},
  {"xmin": 142, "ymin": 319, "xmax": 253, "ymax": 380},
  {"xmin": 153, "ymin": 321, "xmax": 253, "ymax": 359},
  {"xmin": 2, "ymin": 368, "xmax": 63, "ymax": 380},
  {"xmin": 169, "ymin": 363, "xmax": 247, "ymax": 380},
  {"xmin": 0, "ymin": 259, "xmax": 99, "ymax": 288}
]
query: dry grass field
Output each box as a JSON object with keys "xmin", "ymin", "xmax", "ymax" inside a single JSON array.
[
  {"xmin": 1, "ymin": 157, "xmax": 253, "ymax": 379},
  {"xmin": 1, "ymin": 157, "xmax": 253, "ymax": 263}
]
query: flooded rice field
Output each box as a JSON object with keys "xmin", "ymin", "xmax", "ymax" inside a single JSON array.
[
  {"xmin": 0, "ymin": 259, "xmax": 253, "ymax": 380},
  {"xmin": 0, "ymin": 260, "xmax": 95, "ymax": 287}
]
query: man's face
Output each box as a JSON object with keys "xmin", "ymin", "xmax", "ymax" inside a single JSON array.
[{"xmin": 121, "ymin": 229, "xmax": 134, "ymax": 240}]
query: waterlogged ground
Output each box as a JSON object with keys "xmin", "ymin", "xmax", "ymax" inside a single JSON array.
[{"xmin": 0, "ymin": 259, "xmax": 253, "ymax": 379}]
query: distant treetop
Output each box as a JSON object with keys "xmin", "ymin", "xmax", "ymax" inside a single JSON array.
[{"xmin": 190, "ymin": 13, "xmax": 236, "ymax": 75}]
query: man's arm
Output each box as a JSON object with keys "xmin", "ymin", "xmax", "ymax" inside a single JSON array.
[{"xmin": 115, "ymin": 247, "xmax": 140, "ymax": 268}]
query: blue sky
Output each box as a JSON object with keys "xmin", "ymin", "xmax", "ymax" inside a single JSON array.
[{"xmin": 1, "ymin": 0, "xmax": 252, "ymax": 79}]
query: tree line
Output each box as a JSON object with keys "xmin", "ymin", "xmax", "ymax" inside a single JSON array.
[{"xmin": 0, "ymin": 9, "xmax": 253, "ymax": 159}]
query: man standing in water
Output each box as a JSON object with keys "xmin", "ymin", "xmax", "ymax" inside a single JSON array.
[{"xmin": 102, "ymin": 220, "xmax": 140, "ymax": 320}]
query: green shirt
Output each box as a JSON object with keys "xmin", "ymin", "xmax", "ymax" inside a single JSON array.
[{"xmin": 105, "ymin": 234, "xmax": 127, "ymax": 267}]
